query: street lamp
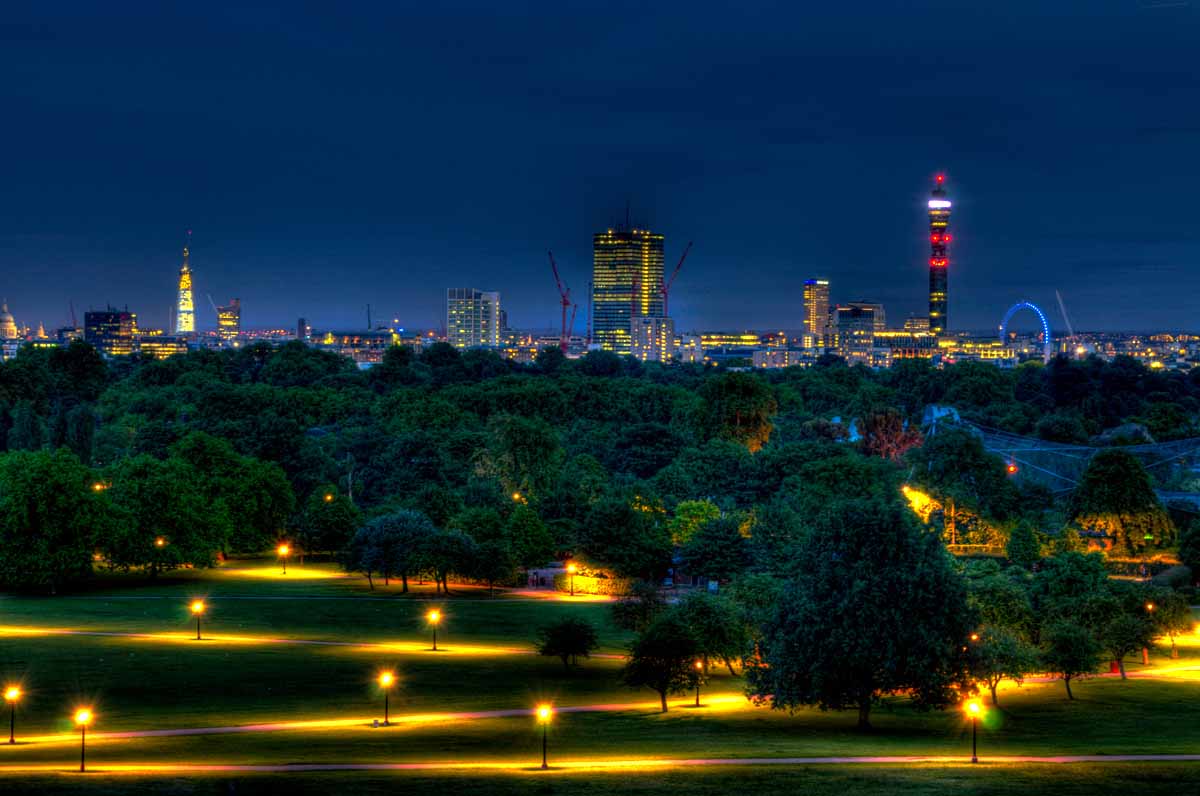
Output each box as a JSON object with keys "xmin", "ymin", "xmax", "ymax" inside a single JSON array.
[
  {"xmin": 378, "ymin": 671, "xmax": 395, "ymax": 725},
  {"xmin": 964, "ymin": 700, "xmax": 984, "ymax": 763},
  {"xmin": 1143, "ymin": 602, "xmax": 1155, "ymax": 664},
  {"xmin": 74, "ymin": 708, "xmax": 93, "ymax": 772},
  {"xmin": 154, "ymin": 537, "xmax": 166, "ymax": 549},
  {"xmin": 190, "ymin": 600, "xmax": 206, "ymax": 640},
  {"xmin": 427, "ymin": 609, "xmax": 441, "ymax": 651},
  {"xmin": 693, "ymin": 660, "xmax": 703, "ymax": 707},
  {"xmin": 323, "ymin": 493, "xmax": 334, "ymax": 503},
  {"xmin": 566, "ymin": 563, "xmax": 577, "ymax": 597},
  {"xmin": 4, "ymin": 686, "xmax": 20, "ymax": 744},
  {"xmin": 536, "ymin": 704, "xmax": 553, "ymax": 769},
  {"xmin": 277, "ymin": 543, "xmax": 291, "ymax": 575}
]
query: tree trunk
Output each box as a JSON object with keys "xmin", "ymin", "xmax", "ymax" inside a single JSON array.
[
  {"xmin": 401, "ymin": 572, "xmax": 408, "ymax": 594},
  {"xmin": 1117, "ymin": 656, "xmax": 1127, "ymax": 680},
  {"xmin": 659, "ymin": 690, "xmax": 668, "ymax": 713},
  {"xmin": 724, "ymin": 656, "xmax": 737, "ymax": 676},
  {"xmin": 857, "ymin": 699, "xmax": 872, "ymax": 730},
  {"xmin": 1064, "ymin": 676, "xmax": 1074, "ymax": 700},
  {"xmin": 366, "ymin": 572, "xmax": 374, "ymax": 591},
  {"xmin": 989, "ymin": 682, "xmax": 999, "ymax": 706}
]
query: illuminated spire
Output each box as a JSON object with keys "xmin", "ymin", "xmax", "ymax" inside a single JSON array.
[
  {"xmin": 175, "ymin": 230, "xmax": 195, "ymax": 334},
  {"xmin": 927, "ymin": 175, "xmax": 951, "ymax": 335}
]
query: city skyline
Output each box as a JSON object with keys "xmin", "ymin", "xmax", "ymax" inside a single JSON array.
[{"xmin": 2, "ymin": 3, "xmax": 1199, "ymax": 333}]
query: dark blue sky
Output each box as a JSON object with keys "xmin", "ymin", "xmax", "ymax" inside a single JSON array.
[{"xmin": 2, "ymin": 1, "xmax": 1198, "ymax": 334}]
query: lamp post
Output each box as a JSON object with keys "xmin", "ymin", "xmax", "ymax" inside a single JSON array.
[
  {"xmin": 74, "ymin": 708, "xmax": 93, "ymax": 772},
  {"xmin": 566, "ymin": 563, "xmax": 577, "ymax": 597},
  {"xmin": 378, "ymin": 671, "xmax": 395, "ymax": 726},
  {"xmin": 190, "ymin": 600, "xmax": 206, "ymax": 640},
  {"xmin": 964, "ymin": 700, "xmax": 983, "ymax": 763},
  {"xmin": 693, "ymin": 660, "xmax": 703, "ymax": 707},
  {"xmin": 4, "ymin": 686, "xmax": 19, "ymax": 744},
  {"xmin": 536, "ymin": 704, "xmax": 553, "ymax": 769},
  {"xmin": 277, "ymin": 543, "xmax": 290, "ymax": 575},
  {"xmin": 427, "ymin": 609, "xmax": 441, "ymax": 651}
]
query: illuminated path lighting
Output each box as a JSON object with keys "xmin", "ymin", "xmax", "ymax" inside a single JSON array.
[
  {"xmin": 0, "ymin": 695, "xmax": 748, "ymax": 747},
  {"xmin": 2, "ymin": 754, "xmax": 1200, "ymax": 775}
]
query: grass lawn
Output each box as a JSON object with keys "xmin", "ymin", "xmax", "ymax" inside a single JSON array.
[{"xmin": 1, "ymin": 562, "xmax": 1198, "ymax": 792}]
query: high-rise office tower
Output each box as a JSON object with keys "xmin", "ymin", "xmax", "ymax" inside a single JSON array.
[
  {"xmin": 217, "ymin": 298, "xmax": 241, "ymax": 341},
  {"xmin": 446, "ymin": 288, "xmax": 501, "ymax": 348},
  {"xmin": 928, "ymin": 175, "xmax": 951, "ymax": 335},
  {"xmin": 175, "ymin": 232, "xmax": 195, "ymax": 334},
  {"xmin": 631, "ymin": 316, "xmax": 676, "ymax": 362},
  {"xmin": 85, "ymin": 307, "xmax": 138, "ymax": 357},
  {"xmin": 803, "ymin": 279, "xmax": 830, "ymax": 344},
  {"xmin": 835, "ymin": 304, "xmax": 876, "ymax": 365},
  {"xmin": 846, "ymin": 301, "xmax": 886, "ymax": 331},
  {"xmin": 592, "ymin": 226, "xmax": 664, "ymax": 356}
]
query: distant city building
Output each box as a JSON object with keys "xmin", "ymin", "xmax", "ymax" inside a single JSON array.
[
  {"xmin": 313, "ymin": 329, "xmax": 397, "ymax": 367},
  {"xmin": 677, "ymin": 335, "xmax": 704, "ymax": 364},
  {"xmin": 846, "ymin": 301, "xmax": 886, "ymax": 331},
  {"xmin": 217, "ymin": 298, "xmax": 241, "ymax": 342},
  {"xmin": 904, "ymin": 315, "xmax": 931, "ymax": 332},
  {"xmin": 631, "ymin": 316, "xmax": 676, "ymax": 362},
  {"xmin": 753, "ymin": 349, "xmax": 814, "ymax": 369},
  {"xmin": 175, "ymin": 233, "xmax": 195, "ymax": 334},
  {"xmin": 0, "ymin": 302, "xmax": 18, "ymax": 339},
  {"xmin": 297, "ymin": 317, "xmax": 309, "ymax": 341},
  {"xmin": 802, "ymin": 279, "xmax": 830, "ymax": 345},
  {"xmin": 446, "ymin": 288, "xmax": 501, "ymax": 348},
  {"xmin": 85, "ymin": 307, "xmax": 137, "ymax": 357},
  {"xmin": 836, "ymin": 304, "xmax": 876, "ymax": 365},
  {"xmin": 928, "ymin": 175, "xmax": 951, "ymax": 335},
  {"xmin": 592, "ymin": 227, "xmax": 665, "ymax": 356},
  {"xmin": 138, "ymin": 335, "xmax": 189, "ymax": 359}
]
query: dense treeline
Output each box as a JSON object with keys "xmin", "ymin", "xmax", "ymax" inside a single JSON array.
[{"xmin": 0, "ymin": 340, "xmax": 1198, "ymax": 591}]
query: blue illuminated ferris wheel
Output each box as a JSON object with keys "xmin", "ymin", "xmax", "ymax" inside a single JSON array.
[{"xmin": 999, "ymin": 301, "xmax": 1052, "ymax": 363}]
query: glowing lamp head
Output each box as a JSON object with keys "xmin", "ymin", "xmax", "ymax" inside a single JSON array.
[
  {"xmin": 928, "ymin": 199, "xmax": 952, "ymax": 209},
  {"xmin": 964, "ymin": 700, "xmax": 983, "ymax": 717},
  {"xmin": 694, "ymin": 660, "xmax": 703, "ymax": 670},
  {"xmin": 512, "ymin": 492, "xmax": 522, "ymax": 502},
  {"xmin": 379, "ymin": 671, "xmax": 395, "ymax": 688},
  {"xmin": 536, "ymin": 704, "xmax": 553, "ymax": 723},
  {"xmin": 3, "ymin": 686, "xmax": 20, "ymax": 702},
  {"xmin": 323, "ymin": 493, "xmax": 334, "ymax": 503},
  {"xmin": 74, "ymin": 708, "xmax": 93, "ymax": 726},
  {"xmin": 566, "ymin": 563, "xmax": 577, "ymax": 574},
  {"xmin": 277, "ymin": 543, "xmax": 290, "ymax": 557},
  {"xmin": 427, "ymin": 610, "xmax": 441, "ymax": 625},
  {"xmin": 1145, "ymin": 602, "xmax": 1155, "ymax": 612},
  {"xmin": 154, "ymin": 536, "xmax": 166, "ymax": 548},
  {"xmin": 92, "ymin": 482, "xmax": 105, "ymax": 492},
  {"xmin": 190, "ymin": 600, "xmax": 206, "ymax": 615},
  {"xmin": 970, "ymin": 633, "xmax": 980, "ymax": 642},
  {"xmin": 1007, "ymin": 463, "xmax": 1019, "ymax": 475}
]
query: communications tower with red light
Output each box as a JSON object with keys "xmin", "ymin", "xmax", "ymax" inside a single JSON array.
[{"xmin": 928, "ymin": 174, "xmax": 951, "ymax": 335}]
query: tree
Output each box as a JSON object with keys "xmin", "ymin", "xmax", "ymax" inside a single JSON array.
[
  {"xmin": 1175, "ymin": 519, "xmax": 1200, "ymax": 581},
  {"xmin": 1070, "ymin": 449, "xmax": 1174, "ymax": 554},
  {"xmin": 611, "ymin": 580, "xmax": 666, "ymax": 632},
  {"xmin": 7, "ymin": 401, "xmax": 44, "ymax": 451},
  {"xmin": 1006, "ymin": 520, "xmax": 1041, "ymax": 570},
  {"xmin": 480, "ymin": 414, "xmax": 562, "ymax": 499},
  {"xmin": 1148, "ymin": 589, "xmax": 1194, "ymax": 658},
  {"xmin": 968, "ymin": 574, "xmax": 1035, "ymax": 641},
  {"xmin": 577, "ymin": 497, "xmax": 672, "ymax": 580},
  {"xmin": 622, "ymin": 615, "xmax": 701, "ymax": 713},
  {"xmin": 858, "ymin": 409, "xmax": 923, "ymax": 461},
  {"xmin": 298, "ymin": 488, "xmax": 362, "ymax": 553},
  {"xmin": 1100, "ymin": 612, "xmax": 1155, "ymax": 680},
  {"xmin": 969, "ymin": 628, "xmax": 1039, "ymax": 706},
  {"xmin": 1041, "ymin": 621, "xmax": 1101, "ymax": 700},
  {"xmin": 420, "ymin": 530, "xmax": 479, "ymax": 593},
  {"xmin": 746, "ymin": 497, "xmax": 972, "ymax": 730},
  {"xmin": 536, "ymin": 617, "xmax": 599, "ymax": 669},
  {"xmin": 341, "ymin": 510, "xmax": 436, "ymax": 591},
  {"xmin": 0, "ymin": 449, "xmax": 110, "ymax": 591},
  {"xmin": 679, "ymin": 517, "xmax": 749, "ymax": 583},
  {"xmin": 505, "ymin": 504, "xmax": 555, "ymax": 568},
  {"xmin": 671, "ymin": 592, "xmax": 748, "ymax": 675},
  {"xmin": 1031, "ymin": 552, "xmax": 1113, "ymax": 634},
  {"xmin": 907, "ymin": 429, "xmax": 1018, "ymax": 545},
  {"xmin": 697, "ymin": 372, "xmax": 777, "ymax": 452}
]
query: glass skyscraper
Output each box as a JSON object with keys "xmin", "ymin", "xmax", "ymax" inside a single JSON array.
[{"xmin": 592, "ymin": 227, "xmax": 664, "ymax": 356}]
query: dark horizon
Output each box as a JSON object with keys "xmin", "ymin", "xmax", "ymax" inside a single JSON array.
[{"xmin": 2, "ymin": 2, "xmax": 1198, "ymax": 335}]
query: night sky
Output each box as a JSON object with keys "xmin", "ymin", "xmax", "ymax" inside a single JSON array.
[{"xmin": 2, "ymin": 1, "xmax": 1198, "ymax": 334}]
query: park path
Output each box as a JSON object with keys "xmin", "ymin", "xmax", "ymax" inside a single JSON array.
[
  {"xmin": 0, "ymin": 695, "xmax": 749, "ymax": 746},
  {"xmin": 0, "ymin": 754, "xmax": 1199, "ymax": 774}
]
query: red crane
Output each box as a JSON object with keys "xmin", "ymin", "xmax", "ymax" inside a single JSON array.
[
  {"xmin": 547, "ymin": 250, "xmax": 572, "ymax": 353},
  {"xmin": 660, "ymin": 241, "xmax": 693, "ymax": 317}
]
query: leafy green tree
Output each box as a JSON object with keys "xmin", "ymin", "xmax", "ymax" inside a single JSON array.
[
  {"xmin": 298, "ymin": 488, "xmax": 362, "ymax": 553},
  {"xmin": 0, "ymin": 449, "xmax": 110, "ymax": 591},
  {"xmin": 7, "ymin": 400, "xmax": 44, "ymax": 451},
  {"xmin": 968, "ymin": 628, "xmax": 1039, "ymax": 706},
  {"xmin": 474, "ymin": 539, "xmax": 517, "ymax": 595},
  {"xmin": 968, "ymin": 574, "xmax": 1035, "ymax": 641},
  {"xmin": 1041, "ymin": 621, "xmax": 1102, "ymax": 700},
  {"xmin": 105, "ymin": 455, "xmax": 233, "ymax": 574},
  {"xmin": 1148, "ymin": 589, "xmax": 1194, "ymax": 658},
  {"xmin": 1179, "ymin": 519, "xmax": 1200, "ymax": 580},
  {"xmin": 577, "ymin": 497, "xmax": 672, "ymax": 580},
  {"xmin": 1100, "ymin": 612, "xmax": 1155, "ymax": 680},
  {"xmin": 858, "ymin": 409, "xmax": 923, "ymax": 461},
  {"xmin": 747, "ymin": 497, "xmax": 972, "ymax": 730},
  {"xmin": 1031, "ymin": 552, "xmax": 1112, "ymax": 633},
  {"xmin": 1006, "ymin": 519, "xmax": 1041, "ymax": 570},
  {"xmin": 480, "ymin": 414, "xmax": 562, "ymax": 498},
  {"xmin": 679, "ymin": 517, "xmax": 749, "ymax": 583},
  {"xmin": 63, "ymin": 403, "xmax": 97, "ymax": 464},
  {"xmin": 907, "ymin": 429, "xmax": 1018, "ymax": 544},
  {"xmin": 230, "ymin": 458, "xmax": 295, "ymax": 552},
  {"xmin": 341, "ymin": 510, "xmax": 436, "ymax": 591},
  {"xmin": 622, "ymin": 614, "xmax": 701, "ymax": 713},
  {"xmin": 671, "ymin": 592, "xmax": 748, "ymax": 675},
  {"xmin": 505, "ymin": 504, "xmax": 554, "ymax": 568},
  {"xmin": 697, "ymin": 372, "xmax": 778, "ymax": 452},
  {"xmin": 666, "ymin": 499, "xmax": 721, "ymax": 546},
  {"xmin": 1070, "ymin": 449, "xmax": 1174, "ymax": 554},
  {"xmin": 536, "ymin": 617, "xmax": 599, "ymax": 669},
  {"xmin": 612, "ymin": 580, "xmax": 666, "ymax": 633},
  {"xmin": 420, "ymin": 529, "xmax": 479, "ymax": 593}
]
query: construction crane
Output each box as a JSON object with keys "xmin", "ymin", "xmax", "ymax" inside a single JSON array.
[
  {"xmin": 660, "ymin": 241, "xmax": 693, "ymax": 317},
  {"xmin": 547, "ymin": 250, "xmax": 572, "ymax": 353}
]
